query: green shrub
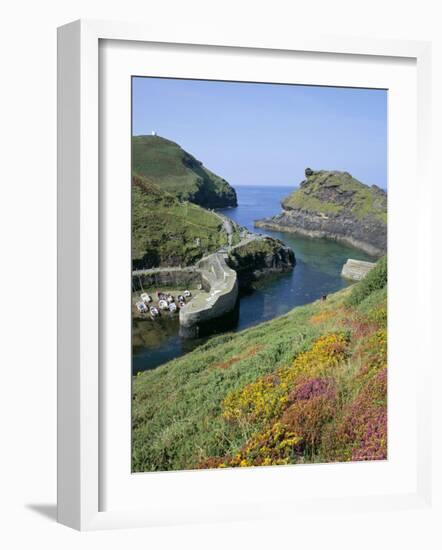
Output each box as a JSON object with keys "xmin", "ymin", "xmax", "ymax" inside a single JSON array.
[{"xmin": 345, "ymin": 257, "xmax": 387, "ymax": 307}]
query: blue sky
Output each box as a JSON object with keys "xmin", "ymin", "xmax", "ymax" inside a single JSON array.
[{"xmin": 132, "ymin": 77, "xmax": 387, "ymax": 189}]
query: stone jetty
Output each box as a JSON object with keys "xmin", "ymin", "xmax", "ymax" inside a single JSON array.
[
  {"xmin": 341, "ymin": 258, "xmax": 376, "ymax": 281},
  {"xmin": 179, "ymin": 253, "xmax": 238, "ymax": 331},
  {"xmin": 132, "ymin": 252, "xmax": 239, "ymax": 336}
]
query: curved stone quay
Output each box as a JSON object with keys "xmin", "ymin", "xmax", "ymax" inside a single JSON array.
[
  {"xmin": 132, "ymin": 252, "xmax": 239, "ymax": 336},
  {"xmin": 132, "ymin": 225, "xmax": 295, "ymax": 337},
  {"xmin": 179, "ymin": 253, "xmax": 238, "ymax": 331}
]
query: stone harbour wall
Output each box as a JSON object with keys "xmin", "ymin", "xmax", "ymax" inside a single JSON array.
[
  {"xmin": 132, "ymin": 253, "xmax": 239, "ymax": 335},
  {"xmin": 179, "ymin": 253, "xmax": 238, "ymax": 329},
  {"xmin": 341, "ymin": 258, "xmax": 376, "ymax": 281},
  {"xmin": 132, "ymin": 267, "xmax": 202, "ymax": 291}
]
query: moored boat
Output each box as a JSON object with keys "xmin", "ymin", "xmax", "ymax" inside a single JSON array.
[
  {"xmin": 150, "ymin": 306, "xmax": 160, "ymax": 319},
  {"xmin": 136, "ymin": 301, "xmax": 149, "ymax": 314},
  {"xmin": 141, "ymin": 292, "xmax": 152, "ymax": 303}
]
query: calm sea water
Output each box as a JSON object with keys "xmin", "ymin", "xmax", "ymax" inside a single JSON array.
[{"xmin": 132, "ymin": 185, "xmax": 375, "ymax": 373}]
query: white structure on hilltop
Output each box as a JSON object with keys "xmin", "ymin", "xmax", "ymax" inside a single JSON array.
[{"xmin": 151, "ymin": 130, "xmax": 157, "ymax": 136}]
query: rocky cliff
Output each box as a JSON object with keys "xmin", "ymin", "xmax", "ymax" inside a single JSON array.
[{"xmin": 255, "ymin": 169, "xmax": 387, "ymax": 256}]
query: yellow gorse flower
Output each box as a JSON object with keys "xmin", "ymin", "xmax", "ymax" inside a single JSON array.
[
  {"xmin": 224, "ymin": 422, "xmax": 302, "ymax": 467},
  {"xmin": 222, "ymin": 333, "xmax": 349, "ymax": 424}
]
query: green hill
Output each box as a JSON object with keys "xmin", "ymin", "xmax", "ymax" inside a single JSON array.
[
  {"xmin": 132, "ymin": 258, "xmax": 387, "ymax": 471},
  {"xmin": 282, "ymin": 169, "xmax": 387, "ymax": 223},
  {"xmin": 132, "ymin": 175, "xmax": 240, "ymax": 269},
  {"xmin": 132, "ymin": 135, "xmax": 237, "ymax": 208}
]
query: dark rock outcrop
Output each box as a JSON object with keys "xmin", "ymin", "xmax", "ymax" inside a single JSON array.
[{"xmin": 227, "ymin": 236, "xmax": 295, "ymax": 289}]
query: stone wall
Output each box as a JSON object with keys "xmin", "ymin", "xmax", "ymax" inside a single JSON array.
[
  {"xmin": 132, "ymin": 268, "xmax": 202, "ymax": 291},
  {"xmin": 341, "ymin": 258, "xmax": 376, "ymax": 281}
]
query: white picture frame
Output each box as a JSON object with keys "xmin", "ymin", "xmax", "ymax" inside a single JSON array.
[{"xmin": 57, "ymin": 19, "xmax": 433, "ymax": 531}]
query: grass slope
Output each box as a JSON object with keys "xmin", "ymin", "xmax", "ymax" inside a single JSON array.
[
  {"xmin": 282, "ymin": 170, "xmax": 387, "ymax": 224},
  {"xmin": 132, "ymin": 135, "xmax": 237, "ymax": 207},
  {"xmin": 132, "ymin": 175, "xmax": 240, "ymax": 269},
  {"xmin": 132, "ymin": 258, "xmax": 387, "ymax": 471}
]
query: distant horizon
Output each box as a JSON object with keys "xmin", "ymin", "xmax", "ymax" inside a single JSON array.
[
  {"xmin": 233, "ymin": 183, "xmax": 296, "ymax": 188},
  {"xmin": 133, "ymin": 78, "xmax": 388, "ymax": 190}
]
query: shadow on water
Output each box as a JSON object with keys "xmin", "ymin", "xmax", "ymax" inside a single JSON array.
[
  {"xmin": 179, "ymin": 301, "xmax": 240, "ymax": 339},
  {"xmin": 132, "ymin": 303, "xmax": 240, "ymax": 374},
  {"xmin": 133, "ymin": 185, "xmax": 376, "ymax": 373}
]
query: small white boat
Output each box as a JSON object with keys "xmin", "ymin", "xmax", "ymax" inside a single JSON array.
[
  {"xmin": 183, "ymin": 290, "xmax": 192, "ymax": 298},
  {"xmin": 150, "ymin": 306, "xmax": 159, "ymax": 318},
  {"xmin": 177, "ymin": 294, "xmax": 185, "ymax": 303},
  {"xmin": 169, "ymin": 302, "xmax": 177, "ymax": 313},
  {"xmin": 178, "ymin": 300, "xmax": 185, "ymax": 309},
  {"xmin": 158, "ymin": 299, "xmax": 169, "ymax": 310},
  {"xmin": 136, "ymin": 301, "xmax": 149, "ymax": 314},
  {"xmin": 140, "ymin": 293, "xmax": 152, "ymax": 303}
]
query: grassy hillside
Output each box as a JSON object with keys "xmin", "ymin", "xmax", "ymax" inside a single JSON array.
[
  {"xmin": 132, "ymin": 258, "xmax": 387, "ymax": 471},
  {"xmin": 282, "ymin": 170, "xmax": 387, "ymax": 224},
  {"xmin": 132, "ymin": 175, "xmax": 241, "ymax": 269},
  {"xmin": 132, "ymin": 135, "xmax": 237, "ymax": 207}
]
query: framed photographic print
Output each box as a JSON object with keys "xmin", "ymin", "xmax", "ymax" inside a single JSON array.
[
  {"xmin": 130, "ymin": 78, "xmax": 387, "ymax": 473},
  {"xmin": 57, "ymin": 20, "xmax": 433, "ymax": 530}
]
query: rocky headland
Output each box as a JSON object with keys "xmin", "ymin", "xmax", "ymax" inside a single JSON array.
[
  {"xmin": 132, "ymin": 135, "xmax": 237, "ymax": 208},
  {"xmin": 255, "ymin": 169, "xmax": 387, "ymax": 257}
]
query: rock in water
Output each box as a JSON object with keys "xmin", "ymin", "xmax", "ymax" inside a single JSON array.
[
  {"xmin": 255, "ymin": 170, "xmax": 387, "ymax": 257},
  {"xmin": 227, "ymin": 236, "xmax": 295, "ymax": 289}
]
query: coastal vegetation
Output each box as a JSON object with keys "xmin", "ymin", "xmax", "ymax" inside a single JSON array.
[
  {"xmin": 132, "ymin": 135, "xmax": 237, "ymax": 207},
  {"xmin": 132, "ymin": 257, "xmax": 387, "ymax": 471},
  {"xmin": 132, "ymin": 174, "xmax": 241, "ymax": 269},
  {"xmin": 282, "ymin": 170, "xmax": 387, "ymax": 224}
]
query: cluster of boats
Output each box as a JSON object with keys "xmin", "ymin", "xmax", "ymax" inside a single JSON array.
[{"xmin": 135, "ymin": 290, "xmax": 192, "ymax": 319}]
